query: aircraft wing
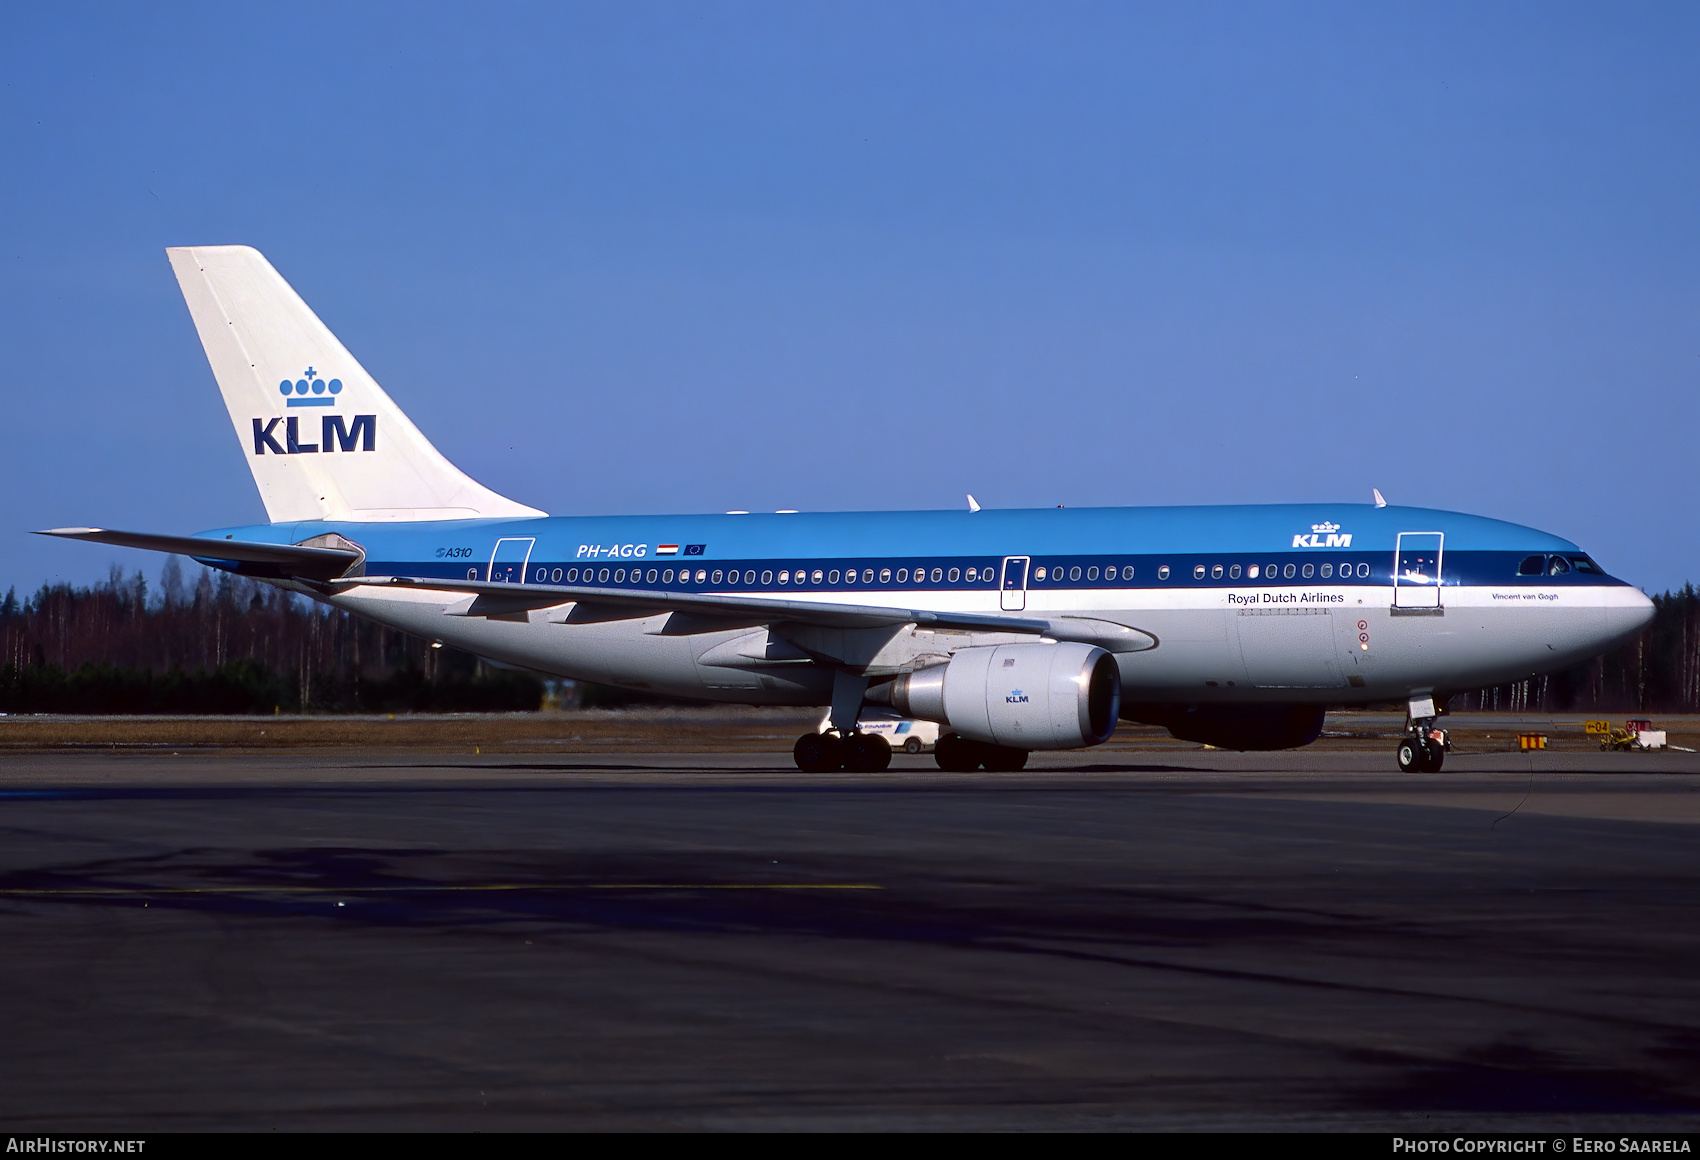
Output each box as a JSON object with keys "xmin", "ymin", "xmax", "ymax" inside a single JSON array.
[
  {"xmin": 332, "ymin": 574, "xmax": 1055, "ymax": 635},
  {"xmin": 37, "ymin": 527, "xmax": 362, "ymax": 580}
]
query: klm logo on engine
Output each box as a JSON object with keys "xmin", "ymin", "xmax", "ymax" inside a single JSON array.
[
  {"xmin": 1293, "ymin": 521, "xmax": 1352, "ymax": 549},
  {"xmin": 1006, "ymin": 689, "xmax": 1029, "ymax": 704},
  {"xmin": 253, "ymin": 367, "xmax": 376, "ymax": 455}
]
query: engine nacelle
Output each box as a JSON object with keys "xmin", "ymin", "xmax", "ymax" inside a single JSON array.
[{"xmin": 881, "ymin": 642, "xmax": 1121, "ymax": 750}]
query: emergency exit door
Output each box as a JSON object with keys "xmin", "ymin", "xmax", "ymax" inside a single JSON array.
[
  {"xmin": 1393, "ymin": 532, "xmax": 1443, "ymax": 609},
  {"xmin": 488, "ymin": 537, "xmax": 536, "ymax": 583},
  {"xmin": 1000, "ymin": 556, "xmax": 1030, "ymax": 611}
]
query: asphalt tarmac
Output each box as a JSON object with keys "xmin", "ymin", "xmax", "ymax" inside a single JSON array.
[{"xmin": 2, "ymin": 747, "xmax": 1699, "ymax": 1131}]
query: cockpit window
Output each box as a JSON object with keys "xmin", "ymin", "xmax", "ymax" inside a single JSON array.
[
  {"xmin": 1547, "ymin": 556, "xmax": 1571, "ymax": 576},
  {"xmin": 1517, "ymin": 555, "xmax": 1546, "ymax": 576},
  {"xmin": 1570, "ymin": 555, "xmax": 1604, "ymax": 575}
]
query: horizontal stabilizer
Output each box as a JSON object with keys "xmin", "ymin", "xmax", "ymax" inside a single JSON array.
[{"xmin": 37, "ymin": 528, "xmax": 362, "ymax": 580}]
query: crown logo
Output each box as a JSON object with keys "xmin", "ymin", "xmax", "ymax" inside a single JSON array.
[
  {"xmin": 279, "ymin": 367, "xmax": 343, "ymax": 408},
  {"xmin": 1311, "ymin": 521, "xmax": 1340, "ymax": 534}
]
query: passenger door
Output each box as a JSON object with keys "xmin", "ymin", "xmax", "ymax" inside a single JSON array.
[
  {"xmin": 1393, "ymin": 532, "xmax": 1444, "ymax": 610},
  {"xmin": 488, "ymin": 537, "xmax": 536, "ymax": 583},
  {"xmin": 1000, "ymin": 556, "xmax": 1030, "ymax": 611}
]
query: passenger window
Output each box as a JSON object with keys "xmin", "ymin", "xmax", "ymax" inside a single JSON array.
[
  {"xmin": 930, "ymin": 568, "xmax": 943, "ymax": 583},
  {"xmin": 1247, "ymin": 565, "xmax": 1259, "ymax": 579},
  {"xmin": 1211, "ymin": 564, "xmax": 1223, "ymax": 579},
  {"xmin": 1267, "ymin": 563, "xmax": 1279, "ymax": 579},
  {"xmin": 1300, "ymin": 563, "xmax": 1312, "ymax": 578},
  {"xmin": 896, "ymin": 568, "xmax": 907, "ymax": 582},
  {"xmin": 550, "ymin": 567, "xmax": 562, "ymax": 581},
  {"xmin": 712, "ymin": 569, "xmax": 724, "ymax": 584},
  {"xmin": 828, "ymin": 569, "xmax": 840, "ymax": 584},
  {"xmin": 1548, "ymin": 556, "xmax": 1571, "ymax": 575},
  {"xmin": 596, "ymin": 568, "xmax": 609, "ymax": 583},
  {"xmin": 778, "ymin": 570, "xmax": 789, "ymax": 585},
  {"xmin": 646, "ymin": 568, "xmax": 658, "ymax": 583},
  {"xmin": 1158, "ymin": 565, "xmax": 1171, "ymax": 580},
  {"xmin": 811, "ymin": 569, "xmax": 823, "ymax": 585},
  {"xmin": 662, "ymin": 569, "xmax": 674, "ymax": 583},
  {"xmin": 1356, "ymin": 563, "xmax": 1369, "ymax": 578},
  {"xmin": 864, "ymin": 569, "xmax": 875, "ymax": 584},
  {"xmin": 1229, "ymin": 564, "xmax": 1241, "ymax": 579},
  {"xmin": 1192, "ymin": 564, "xmax": 1206, "ymax": 580},
  {"xmin": 1035, "ymin": 567, "xmax": 1046, "ymax": 580},
  {"xmin": 761, "ymin": 570, "xmax": 773, "ymax": 585},
  {"xmin": 1283, "ymin": 563, "xmax": 1295, "ymax": 579},
  {"xmin": 1320, "ymin": 563, "xmax": 1331, "ymax": 578},
  {"xmin": 696, "ymin": 569, "xmax": 708, "ymax": 582},
  {"xmin": 744, "ymin": 570, "xmax": 755, "ymax": 584},
  {"xmin": 467, "ymin": 568, "xmax": 477, "ymax": 580},
  {"xmin": 1123, "ymin": 565, "xmax": 1136, "ymax": 580},
  {"xmin": 1070, "ymin": 566, "xmax": 1082, "ymax": 581},
  {"xmin": 881, "ymin": 568, "xmax": 892, "ymax": 583},
  {"xmin": 1086, "ymin": 566, "xmax": 1098, "ymax": 581},
  {"xmin": 1517, "ymin": 555, "xmax": 1546, "ymax": 576},
  {"xmin": 965, "ymin": 567, "xmax": 976, "ymax": 581},
  {"xmin": 948, "ymin": 568, "xmax": 960, "ymax": 582},
  {"xmin": 566, "ymin": 568, "xmax": 579, "ymax": 582}
]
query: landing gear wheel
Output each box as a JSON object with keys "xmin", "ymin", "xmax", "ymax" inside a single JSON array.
[
  {"xmin": 1397, "ymin": 738, "xmax": 1422, "ymax": 773},
  {"xmin": 982, "ymin": 745, "xmax": 1029, "ymax": 772},
  {"xmin": 843, "ymin": 732, "xmax": 892, "ymax": 773},
  {"xmin": 1419, "ymin": 740, "xmax": 1445, "ymax": 773},
  {"xmin": 903, "ymin": 737, "xmax": 924, "ymax": 755},
  {"xmin": 794, "ymin": 732, "xmax": 844, "ymax": 773},
  {"xmin": 934, "ymin": 734, "xmax": 981, "ymax": 772}
]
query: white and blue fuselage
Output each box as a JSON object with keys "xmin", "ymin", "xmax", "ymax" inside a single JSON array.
[{"xmin": 202, "ymin": 502, "xmax": 1648, "ymax": 712}]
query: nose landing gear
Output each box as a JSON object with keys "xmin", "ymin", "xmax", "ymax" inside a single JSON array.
[
  {"xmin": 1397, "ymin": 694, "xmax": 1450, "ymax": 772},
  {"xmin": 1396, "ymin": 734, "xmax": 1446, "ymax": 773}
]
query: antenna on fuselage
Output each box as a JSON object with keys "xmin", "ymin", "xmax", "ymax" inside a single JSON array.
[{"xmin": 1372, "ymin": 488, "xmax": 1388, "ymax": 508}]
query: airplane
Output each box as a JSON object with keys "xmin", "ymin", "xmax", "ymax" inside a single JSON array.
[{"xmin": 41, "ymin": 246, "xmax": 1655, "ymax": 774}]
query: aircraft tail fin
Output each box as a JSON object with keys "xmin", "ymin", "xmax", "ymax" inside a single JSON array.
[{"xmin": 166, "ymin": 245, "xmax": 544, "ymax": 524}]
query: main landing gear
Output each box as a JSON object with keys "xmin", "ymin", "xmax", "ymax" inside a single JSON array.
[
  {"xmin": 934, "ymin": 733, "xmax": 1029, "ymax": 772},
  {"xmin": 794, "ymin": 730, "xmax": 892, "ymax": 773}
]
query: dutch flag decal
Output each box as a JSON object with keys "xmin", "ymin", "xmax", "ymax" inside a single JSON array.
[{"xmin": 657, "ymin": 544, "xmax": 679, "ymax": 556}]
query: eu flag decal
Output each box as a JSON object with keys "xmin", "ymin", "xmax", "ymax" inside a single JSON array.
[{"xmin": 684, "ymin": 544, "xmax": 707, "ymax": 556}]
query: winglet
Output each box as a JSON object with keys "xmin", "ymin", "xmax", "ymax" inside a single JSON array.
[
  {"xmin": 1372, "ymin": 488, "xmax": 1387, "ymax": 508},
  {"xmin": 966, "ymin": 494, "xmax": 981, "ymax": 512}
]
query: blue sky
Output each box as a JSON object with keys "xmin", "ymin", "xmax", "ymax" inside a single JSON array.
[{"xmin": 3, "ymin": 1, "xmax": 1696, "ymax": 594}]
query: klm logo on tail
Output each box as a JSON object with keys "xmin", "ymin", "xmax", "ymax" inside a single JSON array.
[
  {"xmin": 254, "ymin": 368, "xmax": 376, "ymax": 455},
  {"xmin": 280, "ymin": 367, "xmax": 342, "ymax": 408}
]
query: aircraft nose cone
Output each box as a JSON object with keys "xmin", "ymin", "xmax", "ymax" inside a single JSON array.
[{"xmin": 1604, "ymin": 588, "xmax": 1656, "ymax": 647}]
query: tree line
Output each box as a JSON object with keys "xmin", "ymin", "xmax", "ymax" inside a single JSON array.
[
  {"xmin": 2, "ymin": 562, "xmax": 1697, "ymax": 716},
  {"xmin": 0, "ymin": 562, "xmax": 546, "ymax": 714}
]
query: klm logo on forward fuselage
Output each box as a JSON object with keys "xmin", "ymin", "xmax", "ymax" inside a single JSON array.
[
  {"xmin": 1293, "ymin": 521, "xmax": 1352, "ymax": 549},
  {"xmin": 253, "ymin": 369, "xmax": 375, "ymax": 455},
  {"xmin": 1006, "ymin": 689, "xmax": 1029, "ymax": 704}
]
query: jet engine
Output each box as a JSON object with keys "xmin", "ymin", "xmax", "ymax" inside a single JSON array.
[
  {"xmin": 1122, "ymin": 703, "xmax": 1326, "ymax": 751},
  {"xmin": 876, "ymin": 642, "xmax": 1121, "ymax": 750}
]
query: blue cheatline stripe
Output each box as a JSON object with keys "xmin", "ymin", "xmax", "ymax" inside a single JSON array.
[{"xmin": 362, "ymin": 549, "xmax": 1623, "ymax": 593}]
